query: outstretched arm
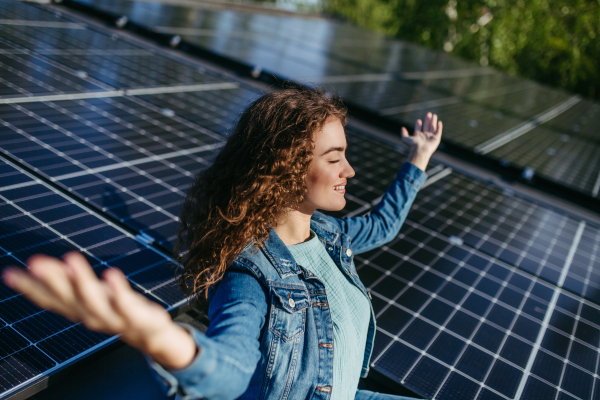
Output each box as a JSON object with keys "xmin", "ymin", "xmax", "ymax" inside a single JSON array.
[
  {"xmin": 339, "ymin": 112, "xmax": 442, "ymax": 253},
  {"xmin": 2, "ymin": 253, "xmax": 266, "ymax": 400}
]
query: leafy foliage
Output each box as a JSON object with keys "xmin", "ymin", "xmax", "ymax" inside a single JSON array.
[{"xmin": 324, "ymin": 0, "xmax": 600, "ymax": 99}]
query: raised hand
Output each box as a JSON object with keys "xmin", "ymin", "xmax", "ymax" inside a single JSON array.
[
  {"xmin": 400, "ymin": 112, "xmax": 443, "ymax": 172},
  {"xmin": 2, "ymin": 252, "xmax": 197, "ymax": 370}
]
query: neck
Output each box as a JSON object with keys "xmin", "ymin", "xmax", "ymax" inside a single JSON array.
[{"xmin": 273, "ymin": 207, "xmax": 314, "ymax": 246}]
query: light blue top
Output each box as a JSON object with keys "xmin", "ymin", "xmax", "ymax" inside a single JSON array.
[{"xmin": 288, "ymin": 231, "xmax": 371, "ymax": 400}]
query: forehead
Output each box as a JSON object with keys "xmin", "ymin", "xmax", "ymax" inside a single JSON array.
[{"xmin": 313, "ymin": 118, "xmax": 346, "ymax": 152}]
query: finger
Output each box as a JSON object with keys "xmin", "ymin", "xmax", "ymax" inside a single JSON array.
[
  {"xmin": 400, "ymin": 126, "xmax": 410, "ymax": 139},
  {"xmin": 431, "ymin": 114, "xmax": 438, "ymax": 133},
  {"xmin": 423, "ymin": 112, "xmax": 432, "ymax": 132},
  {"xmin": 104, "ymin": 267, "xmax": 135, "ymax": 314},
  {"xmin": 2, "ymin": 267, "xmax": 81, "ymax": 320},
  {"xmin": 27, "ymin": 255, "xmax": 77, "ymax": 305},
  {"xmin": 436, "ymin": 121, "xmax": 443, "ymax": 137},
  {"xmin": 414, "ymin": 119, "xmax": 423, "ymax": 134},
  {"xmin": 64, "ymin": 252, "xmax": 119, "ymax": 329},
  {"xmin": 400, "ymin": 127, "xmax": 412, "ymax": 147}
]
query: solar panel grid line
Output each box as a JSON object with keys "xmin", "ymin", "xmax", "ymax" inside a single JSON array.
[
  {"xmin": 514, "ymin": 221, "xmax": 586, "ymax": 399},
  {"xmin": 0, "ymin": 48, "xmax": 155, "ymax": 56},
  {"xmin": 0, "ymin": 91, "xmax": 126, "ymax": 105},
  {"xmin": 0, "ymin": 20, "xmax": 86, "ymax": 29},
  {"xmin": 379, "ymin": 97, "xmax": 462, "ymax": 116},
  {"xmin": 420, "ymin": 168, "xmax": 453, "ymax": 190},
  {"xmin": 399, "ymin": 68, "xmax": 495, "ymax": 81},
  {"xmin": 578, "ymin": 226, "xmax": 600, "ymax": 302},
  {"xmin": 124, "ymin": 82, "xmax": 239, "ymax": 96},
  {"xmin": 475, "ymin": 95, "xmax": 583, "ymax": 155},
  {"xmin": 0, "ymin": 179, "xmax": 41, "ymax": 193},
  {"xmin": 51, "ymin": 142, "xmax": 224, "ymax": 181},
  {"xmin": 344, "ymin": 202, "xmax": 374, "ymax": 218},
  {"xmin": 300, "ymin": 73, "xmax": 393, "ymax": 84}
]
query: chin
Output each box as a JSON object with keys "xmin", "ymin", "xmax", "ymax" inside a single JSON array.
[{"xmin": 321, "ymin": 199, "xmax": 346, "ymax": 212}]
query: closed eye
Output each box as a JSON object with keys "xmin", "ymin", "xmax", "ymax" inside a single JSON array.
[{"xmin": 329, "ymin": 160, "xmax": 340, "ymax": 164}]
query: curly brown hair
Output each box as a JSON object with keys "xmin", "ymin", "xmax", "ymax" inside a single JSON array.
[{"xmin": 176, "ymin": 87, "xmax": 347, "ymax": 308}]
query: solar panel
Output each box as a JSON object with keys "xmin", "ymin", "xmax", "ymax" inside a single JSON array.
[
  {"xmin": 487, "ymin": 99, "xmax": 600, "ymax": 197},
  {"xmin": 0, "ymin": 3, "xmax": 235, "ymax": 91},
  {"xmin": 1, "ymin": 2, "xmax": 599, "ymax": 400},
  {"xmin": 62, "ymin": 0, "xmax": 600, "ymax": 200},
  {"xmin": 0, "ymin": 155, "xmax": 184, "ymax": 399},
  {"xmin": 0, "ymin": 95, "xmax": 227, "ymax": 249},
  {"xmin": 114, "ymin": 90, "xmax": 260, "ymax": 136}
]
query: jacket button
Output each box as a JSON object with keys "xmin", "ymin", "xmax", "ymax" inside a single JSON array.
[
  {"xmin": 289, "ymin": 298, "xmax": 295, "ymax": 308},
  {"xmin": 346, "ymin": 248, "xmax": 352, "ymax": 257},
  {"xmin": 327, "ymin": 247, "xmax": 333, "ymax": 251}
]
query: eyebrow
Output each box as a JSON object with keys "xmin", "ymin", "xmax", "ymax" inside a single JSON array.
[{"xmin": 320, "ymin": 146, "xmax": 346, "ymax": 156}]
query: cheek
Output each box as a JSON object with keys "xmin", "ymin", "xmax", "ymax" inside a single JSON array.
[{"xmin": 305, "ymin": 170, "xmax": 331, "ymax": 198}]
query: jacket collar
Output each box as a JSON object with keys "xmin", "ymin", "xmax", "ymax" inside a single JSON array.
[{"xmin": 260, "ymin": 213, "xmax": 341, "ymax": 279}]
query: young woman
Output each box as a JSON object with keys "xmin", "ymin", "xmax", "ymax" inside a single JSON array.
[{"xmin": 2, "ymin": 87, "xmax": 442, "ymax": 400}]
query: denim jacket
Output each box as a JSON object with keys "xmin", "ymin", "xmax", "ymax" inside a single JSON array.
[{"xmin": 149, "ymin": 162, "xmax": 427, "ymax": 400}]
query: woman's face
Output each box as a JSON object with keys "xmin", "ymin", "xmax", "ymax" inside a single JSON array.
[{"xmin": 301, "ymin": 117, "xmax": 355, "ymax": 213}]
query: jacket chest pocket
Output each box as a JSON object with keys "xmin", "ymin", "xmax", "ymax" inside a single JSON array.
[{"xmin": 269, "ymin": 286, "xmax": 310, "ymax": 342}]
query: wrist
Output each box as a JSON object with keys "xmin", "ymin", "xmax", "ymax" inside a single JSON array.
[
  {"xmin": 407, "ymin": 150, "xmax": 430, "ymax": 172},
  {"xmin": 140, "ymin": 323, "xmax": 197, "ymax": 370}
]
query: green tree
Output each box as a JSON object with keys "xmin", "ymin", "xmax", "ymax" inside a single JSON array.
[{"xmin": 324, "ymin": 0, "xmax": 600, "ymax": 99}]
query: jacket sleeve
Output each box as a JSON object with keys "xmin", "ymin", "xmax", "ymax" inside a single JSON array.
[
  {"xmin": 338, "ymin": 162, "xmax": 427, "ymax": 254},
  {"xmin": 146, "ymin": 269, "xmax": 268, "ymax": 400}
]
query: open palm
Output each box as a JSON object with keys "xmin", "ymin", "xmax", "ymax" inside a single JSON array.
[
  {"xmin": 400, "ymin": 112, "xmax": 443, "ymax": 171},
  {"xmin": 2, "ymin": 253, "xmax": 172, "ymax": 350},
  {"xmin": 400, "ymin": 112, "xmax": 443, "ymax": 156}
]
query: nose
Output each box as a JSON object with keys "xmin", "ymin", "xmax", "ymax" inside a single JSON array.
[{"xmin": 343, "ymin": 158, "xmax": 355, "ymax": 179}]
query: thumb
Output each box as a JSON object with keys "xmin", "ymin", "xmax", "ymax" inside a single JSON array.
[{"xmin": 400, "ymin": 127, "xmax": 413, "ymax": 146}]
